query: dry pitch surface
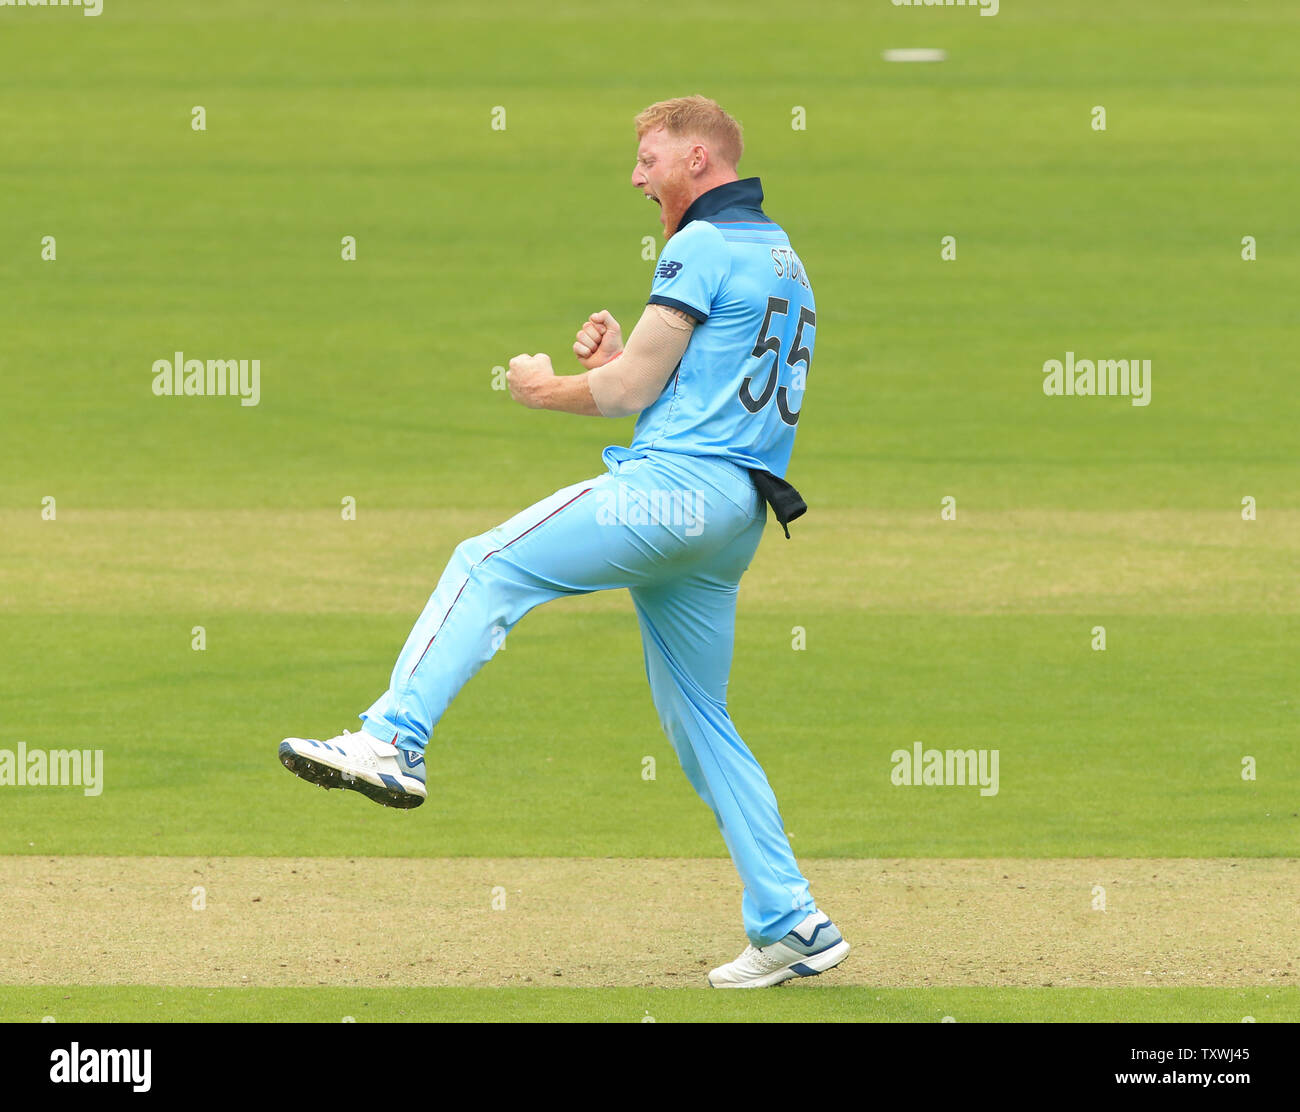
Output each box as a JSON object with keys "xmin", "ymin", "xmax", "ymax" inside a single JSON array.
[{"xmin": 3, "ymin": 857, "xmax": 1294, "ymax": 989}]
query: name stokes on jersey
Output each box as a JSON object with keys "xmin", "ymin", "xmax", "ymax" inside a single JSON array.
[{"xmin": 769, "ymin": 246, "xmax": 810, "ymax": 290}]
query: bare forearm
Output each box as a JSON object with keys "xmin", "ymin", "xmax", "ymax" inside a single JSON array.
[
  {"xmin": 507, "ymin": 352, "xmax": 601, "ymax": 415},
  {"xmin": 536, "ymin": 368, "xmax": 603, "ymax": 416},
  {"xmin": 507, "ymin": 302, "xmax": 690, "ymax": 419}
]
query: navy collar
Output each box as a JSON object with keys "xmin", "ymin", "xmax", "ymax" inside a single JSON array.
[{"xmin": 677, "ymin": 176, "xmax": 766, "ymax": 229}]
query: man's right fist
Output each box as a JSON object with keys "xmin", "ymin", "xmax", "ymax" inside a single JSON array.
[{"xmin": 574, "ymin": 309, "xmax": 623, "ymax": 370}]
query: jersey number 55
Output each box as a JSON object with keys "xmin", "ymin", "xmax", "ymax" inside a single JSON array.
[{"xmin": 740, "ymin": 295, "xmax": 815, "ymax": 426}]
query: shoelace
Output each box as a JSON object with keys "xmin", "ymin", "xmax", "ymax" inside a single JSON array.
[{"xmin": 326, "ymin": 729, "xmax": 380, "ymax": 769}]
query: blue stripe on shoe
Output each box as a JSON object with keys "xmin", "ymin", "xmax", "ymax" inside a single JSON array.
[
  {"xmin": 397, "ymin": 749, "xmax": 426, "ymax": 780},
  {"xmin": 788, "ymin": 918, "xmax": 835, "ymax": 950},
  {"xmin": 378, "ymin": 773, "xmax": 401, "ymax": 791},
  {"xmin": 790, "ymin": 962, "xmax": 817, "ymax": 977}
]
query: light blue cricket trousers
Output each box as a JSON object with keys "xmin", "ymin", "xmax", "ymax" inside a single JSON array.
[{"xmin": 360, "ymin": 445, "xmax": 817, "ymax": 946}]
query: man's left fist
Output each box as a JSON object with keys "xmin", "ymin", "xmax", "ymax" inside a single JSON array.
[{"xmin": 507, "ymin": 352, "xmax": 555, "ymax": 409}]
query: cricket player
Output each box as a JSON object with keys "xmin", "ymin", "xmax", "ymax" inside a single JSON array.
[{"xmin": 280, "ymin": 96, "xmax": 849, "ymax": 988}]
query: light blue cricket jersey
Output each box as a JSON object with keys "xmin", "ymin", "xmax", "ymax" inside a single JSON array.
[{"xmin": 632, "ymin": 177, "xmax": 816, "ymax": 480}]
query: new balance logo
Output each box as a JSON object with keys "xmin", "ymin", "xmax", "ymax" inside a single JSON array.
[{"xmin": 655, "ymin": 260, "xmax": 683, "ymax": 279}]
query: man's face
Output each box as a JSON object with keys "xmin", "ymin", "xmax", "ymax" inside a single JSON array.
[{"xmin": 631, "ymin": 127, "xmax": 698, "ymax": 238}]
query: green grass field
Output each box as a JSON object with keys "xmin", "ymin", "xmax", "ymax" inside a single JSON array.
[
  {"xmin": 1, "ymin": 0, "xmax": 1296, "ymax": 1023},
  {"xmin": 2, "ymin": 986, "xmax": 1295, "ymax": 1024}
]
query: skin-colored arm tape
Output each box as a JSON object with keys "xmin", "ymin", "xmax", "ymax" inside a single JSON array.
[{"xmin": 588, "ymin": 303, "xmax": 695, "ymax": 419}]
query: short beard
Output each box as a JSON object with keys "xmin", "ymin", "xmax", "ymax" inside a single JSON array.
[{"xmin": 658, "ymin": 169, "xmax": 693, "ymax": 238}]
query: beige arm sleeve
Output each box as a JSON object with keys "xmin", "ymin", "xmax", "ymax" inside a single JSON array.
[{"xmin": 587, "ymin": 303, "xmax": 695, "ymax": 419}]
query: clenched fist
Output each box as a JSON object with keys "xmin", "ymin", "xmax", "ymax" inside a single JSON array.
[
  {"xmin": 573, "ymin": 309, "xmax": 623, "ymax": 370},
  {"xmin": 506, "ymin": 352, "xmax": 555, "ymax": 408}
]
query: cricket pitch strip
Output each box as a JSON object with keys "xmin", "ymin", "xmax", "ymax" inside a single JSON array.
[{"xmin": 1, "ymin": 857, "xmax": 1293, "ymax": 989}]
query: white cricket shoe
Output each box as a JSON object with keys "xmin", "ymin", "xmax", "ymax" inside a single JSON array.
[
  {"xmin": 708, "ymin": 912, "xmax": 850, "ymax": 988},
  {"xmin": 279, "ymin": 729, "xmax": 427, "ymax": 809}
]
